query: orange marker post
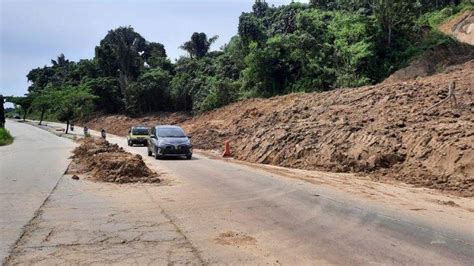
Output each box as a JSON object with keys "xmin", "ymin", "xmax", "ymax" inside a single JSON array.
[{"xmin": 222, "ymin": 141, "xmax": 232, "ymax": 157}]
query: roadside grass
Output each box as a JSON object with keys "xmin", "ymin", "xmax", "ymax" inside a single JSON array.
[{"xmin": 0, "ymin": 128, "xmax": 14, "ymax": 146}]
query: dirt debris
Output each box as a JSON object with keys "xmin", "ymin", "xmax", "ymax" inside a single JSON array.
[
  {"xmin": 84, "ymin": 61, "xmax": 474, "ymax": 196},
  {"xmin": 436, "ymin": 200, "xmax": 460, "ymax": 207},
  {"xmin": 69, "ymin": 137, "xmax": 160, "ymax": 183},
  {"xmin": 215, "ymin": 231, "xmax": 257, "ymax": 247}
]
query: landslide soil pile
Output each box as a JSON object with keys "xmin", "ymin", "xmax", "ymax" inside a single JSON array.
[
  {"xmin": 439, "ymin": 10, "xmax": 474, "ymax": 46},
  {"xmin": 83, "ymin": 112, "xmax": 190, "ymax": 136},
  {"xmin": 70, "ymin": 137, "xmax": 160, "ymax": 183},
  {"xmin": 181, "ymin": 61, "xmax": 474, "ymax": 196}
]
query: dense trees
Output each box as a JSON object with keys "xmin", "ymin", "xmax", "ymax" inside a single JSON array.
[{"xmin": 17, "ymin": 0, "xmax": 471, "ymax": 121}]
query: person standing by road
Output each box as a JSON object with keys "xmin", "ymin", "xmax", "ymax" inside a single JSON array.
[
  {"xmin": 83, "ymin": 126, "xmax": 89, "ymax": 137},
  {"xmin": 101, "ymin": 128, "xmax": 106, "ymax": 139}
]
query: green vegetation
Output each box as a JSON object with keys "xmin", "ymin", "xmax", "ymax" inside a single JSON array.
[
  {"xmin": 8, "ymin": 0, "xmax": 472, "ymax": 118},
  {"xmin": 0, "ymin": 128, "xmax": 13, "ymax": 146},
  {"xmin": 418, "ymin": 2, "xmax": 473, "ymax": 27}
]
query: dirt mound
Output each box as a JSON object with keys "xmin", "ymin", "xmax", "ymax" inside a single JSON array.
[
  {"xmin": 82, "ymin": 112, "xmax": 190, "ymax": 136},
  {"xmin": 70, "ymin": 137, "xmax": 160, "ymax": 183},
  {"xmin": 440, "ymin": 11, "xmax": 474, "ymax": 45},
  {"xmin": 180, "ymin": 61, "xmax": 473, "ymax": 196}
]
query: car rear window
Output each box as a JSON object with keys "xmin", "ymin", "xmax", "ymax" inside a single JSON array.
[
  {"xmin": 132, "ymin": 128, "xmax": 149, "ymax": 135},
  {"xmin": 156, "ymin": 128, "xmax": 186, "ymax": 137}
]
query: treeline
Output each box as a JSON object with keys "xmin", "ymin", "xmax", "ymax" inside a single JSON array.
[{"xmin": 10, "ymin": 0, "xmax": 471, "ymax": 124}]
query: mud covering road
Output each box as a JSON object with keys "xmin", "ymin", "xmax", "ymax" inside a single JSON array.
[{"xmin": 23, "ymin": 120, "xmax": 474, "ymax": 265}]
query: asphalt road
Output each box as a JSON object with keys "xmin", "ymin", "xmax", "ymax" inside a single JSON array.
[
  {"xmin": 2, "ymin": 120, "xmax": 474, "ymax": 264},
  {"xmin": 115, "ymin": 141, "xmax": 474, "ymax": 264},
  {"xmin": 0, "ymin": 120, "xmax": 76, "ymax": 264}
]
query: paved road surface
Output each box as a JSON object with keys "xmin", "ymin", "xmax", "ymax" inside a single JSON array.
[
  {"xmin": 2, "ymin": 120, "xmax": 474, "ymax": 264},
  {"xmin": 0, "ymin": 121, "xmax": 75, "ymax": 264},
  {"xmin": 111, "ymin": 137, "xmax": 474, "ymax": 265}
]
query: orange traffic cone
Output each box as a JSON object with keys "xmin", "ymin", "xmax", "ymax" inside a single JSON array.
[{"xmin": 222, "ymin": 141, "xmax": 232, "ymax": 157}]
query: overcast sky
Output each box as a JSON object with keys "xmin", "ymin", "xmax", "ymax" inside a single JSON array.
[{"xmin": 0, "ymin": 0, "xmax": 308, "ymax": 99}]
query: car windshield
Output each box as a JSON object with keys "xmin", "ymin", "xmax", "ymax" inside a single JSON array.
[
  {"xmin": 132, "ymin": 128, "xmax": 148, "ymax": 135},
  {"xmin": 156, "ymin": 128, "xmax": 186, "ymax": 138}
]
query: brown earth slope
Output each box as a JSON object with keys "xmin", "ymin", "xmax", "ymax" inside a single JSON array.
[
  {"xmin": 180, "ymin": 61, "xmax": 474, "ymax": 196},
  {"xmin": 440, "ymin": 10, "xmax": 474, "ymax": 46}
]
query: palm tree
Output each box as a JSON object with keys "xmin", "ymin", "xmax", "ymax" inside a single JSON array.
[{"xmin": 180, "ymin": 32, "xmax": 218, "ymax": 59}]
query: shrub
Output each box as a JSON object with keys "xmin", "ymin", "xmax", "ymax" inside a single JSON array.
[{"xmin": 0, "ymin": 128, "xmax": 14, "ymax": 146}]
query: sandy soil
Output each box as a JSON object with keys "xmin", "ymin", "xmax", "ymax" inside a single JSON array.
[{"xmin": 68, "ymin": 137, "xmax": 160, "ymax": 183}]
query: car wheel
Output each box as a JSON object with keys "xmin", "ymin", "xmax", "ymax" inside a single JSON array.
[
  {"xmin": 128, "ymin": 140, "xmax": 132, "ymax": 146},
  {"xmin": 155, "ymin": 148, "xmax": 161, "ymax": 160},
  {"xmin": 147, "ymin": 148, "xmax": 152, "ymax": 157},
  {"xmin": 186, "ymin": 154, "xmax": 192, "ymax": 160}
]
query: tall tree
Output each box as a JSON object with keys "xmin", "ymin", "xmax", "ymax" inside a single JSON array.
[
  {"xmin": 95, "ymin": 27, "xmax": 147, "ymax": 100},
  {"xmin": 180, "ymin": 32, "xmax": 218, "ymax": 59},
  {"xmin": 125, "ymin": 68, "xmax": 172, "ymax": 115},
  {"xmin": 48, "ymin": 86, "xmax": 97, "ymax": 133},
  {"xmin": 10, "ymin": 95, "xmax": 33, "ymax": 121},
  {"xmin": 252, "ymin": 0, "xmax": 269, "ymax": 17},
  {"xmin": 143, "ymin": 42, "xmax": 174, "ymax": 73},
  {"xmin": 370, "ymin": 0, "xmax": 417, "ymax": 47},
  {"xmin": 31, "ymin": 90, "xmax": 54, "ymax": 125},
  {"xmin": 238, "ymin": 13, "xmax": 266, "ymax": 45}
]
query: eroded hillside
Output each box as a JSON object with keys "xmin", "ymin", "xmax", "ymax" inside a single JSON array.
[{"xmin": 180, "ymin": 61, "xmax": 473, "ymax": 196}]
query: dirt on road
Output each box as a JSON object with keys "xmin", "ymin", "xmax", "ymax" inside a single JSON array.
[
  {"xmin": 69, "ymin": 137, "xmax": 160, "ymax": 183},
  {"xmin": 84, "ymin": 60, "xmax": 474, "ymax": 196}
]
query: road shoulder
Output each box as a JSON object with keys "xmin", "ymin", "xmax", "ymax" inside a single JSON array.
[{"xmin": 5, "ymin": 174, "xmax": 203, "ymax": 265}]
